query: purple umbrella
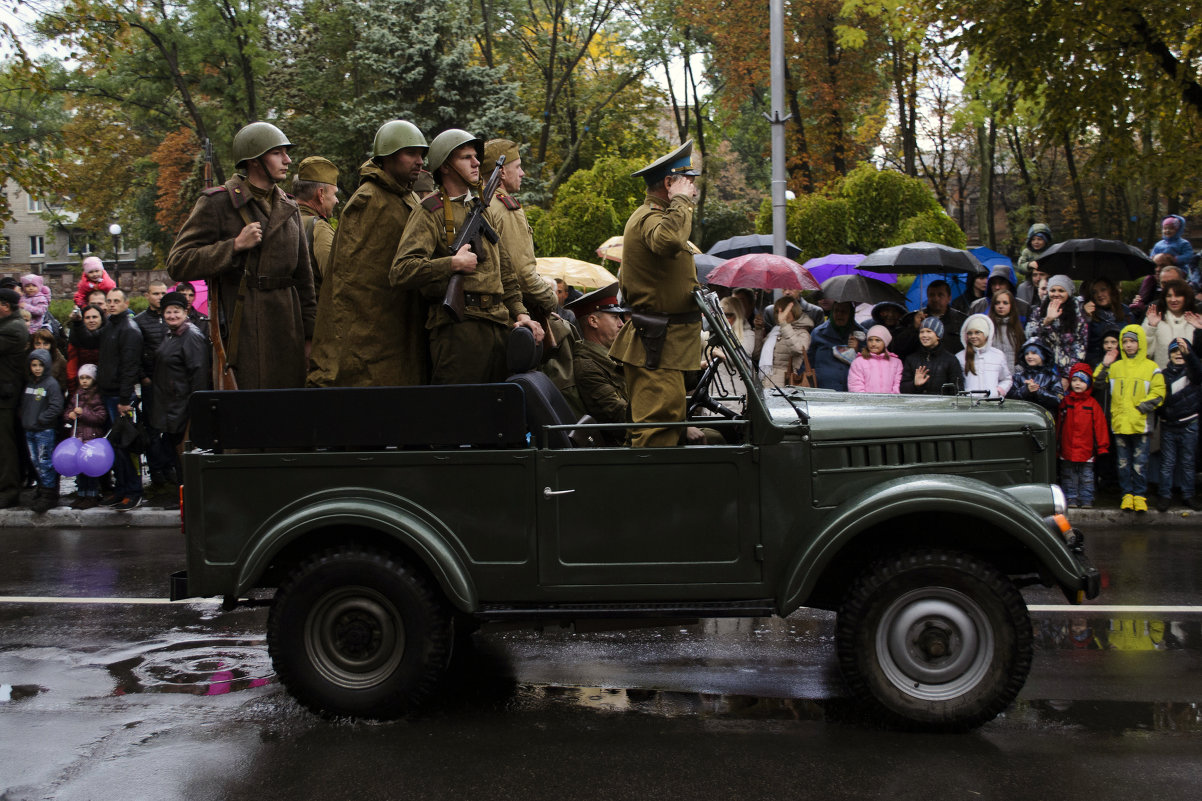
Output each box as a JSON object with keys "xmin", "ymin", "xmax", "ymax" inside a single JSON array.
[{"xmin": 802, "ymin": 253, "xmax": 896, "ymax": 284}]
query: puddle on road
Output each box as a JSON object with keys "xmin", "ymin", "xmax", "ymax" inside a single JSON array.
[
  {"xmin": 107, "ymin": 638, "xmax": 274, "ymax": 696},
  {"xmin": 0, "ymin": 684, "xmax": 46, "ymax": 703}
]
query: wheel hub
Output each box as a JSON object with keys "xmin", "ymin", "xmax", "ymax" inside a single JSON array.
[
  {"xmin": 306, "ymin": 587, "xmax": 406, "ymax": 689},
  {"xmin": 875, "ymin": 587, "xmax": 995, "ymax": 701}
]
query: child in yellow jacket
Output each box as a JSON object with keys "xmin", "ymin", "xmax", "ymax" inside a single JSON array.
[{"xmin": 1094, "ymin": 324, "xmax": 1164, "ymax": 512}]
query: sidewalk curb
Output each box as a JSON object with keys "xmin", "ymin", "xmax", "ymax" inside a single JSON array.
[{"xmin": 0, "ymin": 505, "xmax": 1196, "ymax": 529}]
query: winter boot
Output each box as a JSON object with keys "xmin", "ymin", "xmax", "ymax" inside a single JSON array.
[
  {"xmin": 1120, "ymin": 494, "xmax": 1134, "ymax": 511},
  {"xmin": 1133, "ymin": 495, "xmax": 1148, "ymax": 513},
  {"xmin": 30, "ymin": 486, "xmax": 56, "ymax": 515}
]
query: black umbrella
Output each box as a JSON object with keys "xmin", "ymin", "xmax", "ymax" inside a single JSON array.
[
  {"xmin": 1034, "ymin": 238, "xmax": 1154, "ymax": 282},
  {"xmin": 694, "ymin": 253, "xmax": 727, "ymax": 284},
  {"xmin": 819, "ymin": 274, "xmax": 907, "ymax": 306},
  {"xmin": 707, "ymin": 234, "xmax": 802, "ymax": 261},
  {"xmin": 858, "ymin": 241, "xmax": 984, "ymax": 274}
]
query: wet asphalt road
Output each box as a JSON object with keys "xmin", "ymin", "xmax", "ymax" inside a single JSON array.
[{"xmin": 2, "ymin": 525, "xmax": 1202, "ymax": 801}]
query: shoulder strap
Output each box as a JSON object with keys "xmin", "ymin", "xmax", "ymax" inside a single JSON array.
[{"xmin": 440, "ymin": 191, "xmax": 456, "ymax": 249}]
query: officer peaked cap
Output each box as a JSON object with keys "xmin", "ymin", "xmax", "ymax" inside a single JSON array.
[{"xmin": 632, "ymin": 139, "xmax": 700, "ymax": 182}]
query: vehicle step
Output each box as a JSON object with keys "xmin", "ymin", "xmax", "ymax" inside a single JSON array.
[{"xmin": 476, "ymin": 599, "xmax": 777, "ymax": 620}]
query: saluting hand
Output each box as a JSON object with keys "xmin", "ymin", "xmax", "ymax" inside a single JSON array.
[
  {"xmin": 666, "ymin": 175, "xmax": 698, "ymax": 202},
  {"xmin": 451, "ymin": 244, "xmax": 478, "ymax": 274},
  {"xmin": 233, "ymin": 221, "xmax": 262, "ymax": 252}
]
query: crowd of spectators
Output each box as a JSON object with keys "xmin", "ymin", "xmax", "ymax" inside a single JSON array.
[{"xmin": 1, "ymin": 259, "xmax": 210, "ymax": 513}]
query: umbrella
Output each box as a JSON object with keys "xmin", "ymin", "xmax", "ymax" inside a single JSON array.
[
  {"xmin": 970, "ymin": 246, "xmax": 1015, "ymax": 286},
  {"xmin": 1034, "ymin": 238, "xmax": 1154, "ymax": 282},
  {"xmin": 535, "ymin": 257, "xmax": 617, "ymax": 290},
  {"xmin": 820, "ymin": 274, "xmax": 907, "ymax": 306},
  {"xmin": 859, "ymin": 241, "xmax": 985, "ymax": 274},
  {"xmin": 597, "ymin": 237, "xmax": 701, "ymax": 264},
  {"xmin": 708, "ymin": 234, "xmax": 802, "ymax": 261},
  {"xmin": 705, "ymin": 253, "xmax": 820, "ymax": 291},
  {"xmin": 694, "ymin": 253, "xmax": 727, "ymax": 284},
  {"xmin": 802, "ymin": 253, "xmax": 896, "ymax": 284},
  {"xmin": 596, "ymin": 235, "xmax": 623, "ymax": 263},
  {"xmin": 903, "ymin": 273, "xmax": 973, "ymax": 312}
]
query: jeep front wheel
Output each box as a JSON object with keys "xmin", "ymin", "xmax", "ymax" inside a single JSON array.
[
  {"xmin": 267, "ymin": 546, "xmax": 451, "ymax": 719},
  {"xmin": 836, "ymin": 550, "xmax": 1032, "ymax": 731}
]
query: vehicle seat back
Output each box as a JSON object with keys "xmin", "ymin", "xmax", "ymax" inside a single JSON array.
[{"xmin": 506, "ymin": 327, "xmax": 598, "ymax": 448}]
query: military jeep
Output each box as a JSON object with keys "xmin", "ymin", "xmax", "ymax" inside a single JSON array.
[{"xmin": 170, "ymin": 290, "xmax": 1098, "ymax": 730}]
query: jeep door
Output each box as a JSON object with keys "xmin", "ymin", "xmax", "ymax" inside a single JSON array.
[{"xmin": 535, "ymin": 444, "xmax": 763, "ymax": 597}]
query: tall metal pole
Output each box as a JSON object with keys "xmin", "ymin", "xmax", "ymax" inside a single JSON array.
[{"xmin": 766, "ymin": 0, "xmax": 791, "ymax": 258}]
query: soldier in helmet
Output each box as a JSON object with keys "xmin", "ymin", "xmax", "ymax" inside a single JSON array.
[
  {"xmin": 308, "ymin": 120, "xmax": 432, "ymax": 387},
  {"xmin": 390, "ymin": 129, "xmax": 543, "ymax": 384},
  {"xmin": 608, "ymin": 139, "xmax": 702, "ymax": 447},
  {"xmin": 167, "ymin": 121, "xmax": 317, "ymax": 389},
  {"xmin": 292, "ymin": 156, "xmax": 340, "ymax": 295}
]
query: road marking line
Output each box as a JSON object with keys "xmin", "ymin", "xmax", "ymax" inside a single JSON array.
[
  {"xmin": 1028, "ymin": 605, "xmax": 1202, "ymax": 614},
  {"xmin": 0, "ymin": 596, "xmax": 217, "ymax": 605}
]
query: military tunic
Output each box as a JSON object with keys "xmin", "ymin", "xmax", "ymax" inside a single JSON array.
[
  {"xmin": 308, "ymin": 162, "xmax": 429, "ymax": 387},
  {"xmin": 569, "ymin": 338, "xmax": 629, "ymax": 445},
  {"xmin": 389, "ymin": 191, "xmax": 528, "ymax": 384},
  {"xmin": 299, "ymin": 208, "xmax": 336, "ymax": 295},
  {"xmin": 485, "ymin": 192, "xmax": 558, "ymax": 314},
  {"xmin": 167, "ymin": 175, "xmax": 316, "ymax": 390},
  {"xmin": 608, "ymin": 194, "xmax": 698, "ymax": 446}
]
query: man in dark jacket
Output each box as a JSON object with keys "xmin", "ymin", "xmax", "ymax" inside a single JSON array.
[
  {"xmin": 893, "ymin": 280, "xmax": 967, "ymax": 358},
  {"xmin": 0, "ymin": 288, "xmax": 31, "ymax": 508},
  {"xmin": 134, "ymin": 280, "xmax": 173, "ymax": 490},
  {"xmin": 98, "ymin": 289, "xmax": 144, "ymax": 511},
  {"xmin": 1156, "ymin": 338, "xmax": 1202, "ymax": 511},
  {"xmin": 150, "ymin": 292, "xmax": 209, "ymax": 494}
]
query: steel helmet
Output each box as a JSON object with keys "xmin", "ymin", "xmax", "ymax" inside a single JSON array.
[
  {"xmin": 232, "ymin": 122, "xmax": 292, "ymax": 167},
  {"xmin": 372, "ymin": 120, "xmax": 428, "ymax": 159},
  {"xmin": 426, "ymin": 129, "xmax": 482, "ymax": 175}
]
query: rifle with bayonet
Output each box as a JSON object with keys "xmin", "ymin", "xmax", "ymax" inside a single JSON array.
[{"xmin": 442, "ymin": 154, "xmax": 505, "ymax": 322}]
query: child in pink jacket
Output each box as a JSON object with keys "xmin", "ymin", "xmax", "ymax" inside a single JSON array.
[
  {"xmin": 847, "ymin": 324, "xmax": 903, "ymax": 394},
  {"xmin": 19, "ymin": 274, "xmax": 52, "ymax": 333},
  {"xmin": 72, "ymin": 256, "xmax": 116, "ymax": 309}
]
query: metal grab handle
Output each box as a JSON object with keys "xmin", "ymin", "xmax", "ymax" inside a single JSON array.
[{"xmin": 543, "ymin": 487, "xmax": 575, "ymax": 498}]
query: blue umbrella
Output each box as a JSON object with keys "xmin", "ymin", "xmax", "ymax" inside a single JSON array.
[
  {"xmin": 802, "ymin": 253, "xmax": 895, "ymax": 284},
  {"xmin": 970, "ymin": 246, "xmax": 1015, "ymax": 285}
]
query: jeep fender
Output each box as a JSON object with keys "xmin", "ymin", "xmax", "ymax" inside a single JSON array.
[
  {"xmin": 779, "ymin": 474, "xmax": 1083, "ymax": 615},
  {"xmin": 234, "ymin": 488, "xmax": 476, "ymax": 612}
]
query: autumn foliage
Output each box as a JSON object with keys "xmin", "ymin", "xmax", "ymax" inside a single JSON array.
[{"xmin": 153, "ymin": 129, "xmax": 203, "ymax": 239}]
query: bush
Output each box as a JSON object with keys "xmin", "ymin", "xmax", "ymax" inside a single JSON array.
[
  {"xmin": 890, "ymin": 210, "xmax": 967, "ymax": 249},
  {"xmin": 837, "ymin": 163, "xmax": 943, "ymax": 253}
]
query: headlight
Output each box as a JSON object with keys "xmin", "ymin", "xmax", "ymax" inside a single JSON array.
[{"xmin": 1050, "ymin": 484, "xmax": 1067, "ymax": 516}]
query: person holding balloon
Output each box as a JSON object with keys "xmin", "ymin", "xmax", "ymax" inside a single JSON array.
[{"xmin": 61, "ymin": 363, "xmax": 109, "ymax": 509}]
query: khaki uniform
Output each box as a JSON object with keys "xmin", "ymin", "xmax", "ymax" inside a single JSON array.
[
  {"xmin": 308, "ymin": 161, "xmax": 428, "ymax": 387},
  {"xmin": 609, "ymin": 194, "xmax": 698, "ymax": 446},
  {"xmin": 299, "ymin": 208, "xmax": 336, "ymax": 295},
  {"xmin": 485, "ymin": 192, "xmax": 558, "ymax": 314},
  {"xmin": 389, "ymin": 192, "xmax": 527, "ymax": 384},
  {"xmin": 167, "ymin": 175, "xmax": 316, "ymax": 390},
  {"xmin": 570, "ymin": 338, "xmax": 629, "ymax": 445}
]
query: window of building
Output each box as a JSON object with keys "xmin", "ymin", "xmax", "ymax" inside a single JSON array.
[
  {"xmin": 29, "ymin": 235, "xmax": 45, "ymax": 256},
  {"xmin": 0, "ymin": 236, "xmax": 10, "ymax": 259},
  {"xmin": 27, "ymin": 196, "xmax": 42, "ymax": 213},
  {"xmin": 68, "ymin": 232, "xmax": 95, "ymax": 254}
]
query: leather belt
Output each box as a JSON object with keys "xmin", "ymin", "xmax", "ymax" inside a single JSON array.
[
  {"xmin": 463, "ymin": 292, "xmax": 499, "ymax": 308},
  {"xmin": 251, "ymin": 275, "xmax": 295, "ymax": 290}
]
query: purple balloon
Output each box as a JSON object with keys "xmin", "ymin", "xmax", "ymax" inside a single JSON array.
[
  {"xmin": 78, "ymin": 438, "xmax": 115, "ymax": 477},
  {"xmin": 52, "ymin": 437, "xmax": 83, "ymax": 477}
]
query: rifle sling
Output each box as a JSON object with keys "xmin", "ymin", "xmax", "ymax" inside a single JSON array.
[
  {"xmin": 228, "ymin": 203, "xmax": 259, "ymax": 370},
  {"xmin": 441, "ymin": 191, "xmax": 456, "ymax": 249}
]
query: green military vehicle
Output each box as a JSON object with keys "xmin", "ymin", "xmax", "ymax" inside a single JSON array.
[{"xmin": 170, "ymin": 290, "xmax": 1098, "ymax": 731}]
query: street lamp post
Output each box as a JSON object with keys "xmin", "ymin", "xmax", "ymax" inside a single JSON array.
[{"xmin": 108, "ymin": 223, "xmax": 122, "ymax": 289}]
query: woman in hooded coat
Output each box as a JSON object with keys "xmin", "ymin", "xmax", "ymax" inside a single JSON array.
[{"xmin": 806, "ymin": 301, "xmax": 865, "ymax": 391}]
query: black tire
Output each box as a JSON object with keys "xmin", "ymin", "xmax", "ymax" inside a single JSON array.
[
  {"xmin": 835, "ymin": 550, "xmax": 1032, "ymax": 731},
  {"xmin": 267, "ymin": 546, "xmax": 451, "ymax": 720}
]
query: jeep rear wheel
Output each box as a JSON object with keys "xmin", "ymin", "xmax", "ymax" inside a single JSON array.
[
  {"xmin": 267, "ymin": 546, "xmax": 451, "ymax": 719},
  {"xmin": 836, "ymin": 550, "xmax": 1032, "ymax": 731}
]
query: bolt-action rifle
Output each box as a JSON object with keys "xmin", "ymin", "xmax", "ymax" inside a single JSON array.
[
  {"xmin": 204, "ymin": 138, "xmax": 239, "ymax": 390},
  {"xmin": 442, "ymin": 155, "xmax": 505, "ymax": 322}
]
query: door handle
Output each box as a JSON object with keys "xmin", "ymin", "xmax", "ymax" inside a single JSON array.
[{"xmin": 543, "ymin": 487, "xmax": 575, "ymax": 498}]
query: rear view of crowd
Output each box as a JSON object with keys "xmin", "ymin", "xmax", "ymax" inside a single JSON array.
[{"xmin": 0, "ymin": 258, "xmax": 210, "ymax": 514}]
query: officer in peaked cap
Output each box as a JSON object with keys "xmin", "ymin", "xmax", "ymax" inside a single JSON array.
[
  {"xmin": 607, "ymin": 139, "xmax": 702, "ymax": 447},
  {"xmin": 293, "ymin": 156, "xmax": 340, "ymax": 293},
  {"xmin": 564, "ymin": 282, "xmax": 629, "ymax": 319},
  {"xmin": 564, "ymin": 282, "xmax": 631, "ymax": 444}
]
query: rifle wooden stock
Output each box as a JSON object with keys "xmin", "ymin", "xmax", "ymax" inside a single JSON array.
[
  {"xmin": 209, "ymin": 283, "xmax": 239, "ymax": 390},
  {"xmin": 442, "ymin": 155, "xmax": 506, "ymax": 322}
]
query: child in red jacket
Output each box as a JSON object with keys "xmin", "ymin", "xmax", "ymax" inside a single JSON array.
[
  {"xmin": 72, "ymin": 256, "xmax": 116, "ymax": 309},
  {"xmin": 1057, "ymin": 362, "xmax": 1111, "ymax": 508}
]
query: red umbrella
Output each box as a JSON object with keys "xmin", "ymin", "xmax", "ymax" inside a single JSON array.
[{"xmin": 705, "ymin": 253, "xmax": 820, "ymax": 291}]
